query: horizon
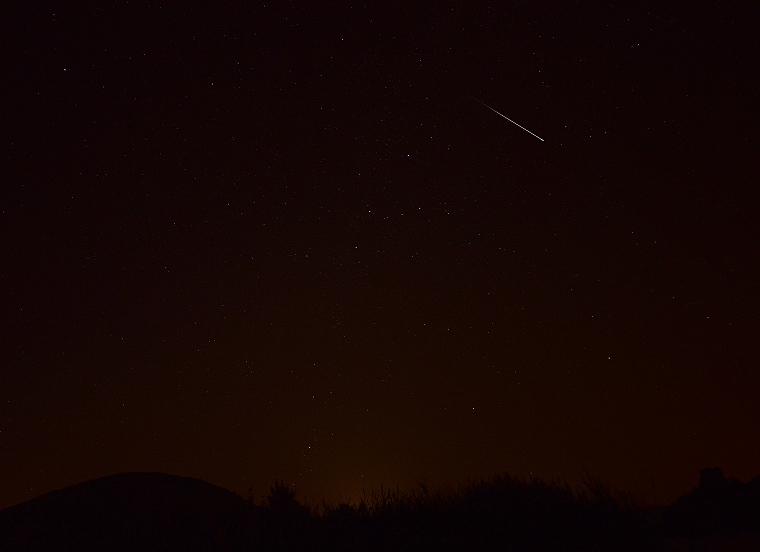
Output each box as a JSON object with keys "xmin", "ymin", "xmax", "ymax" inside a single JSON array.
[
  {"xmin": 3, "ymin": 465, "xmax": 755, "ymax": 512},
  {"xmin": 5, "ymin": 467, "xmax": 760, "ymax": 552}
]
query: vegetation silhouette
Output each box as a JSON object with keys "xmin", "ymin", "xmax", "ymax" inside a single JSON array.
[
  {"xmin": 2, "ymin": 468, "xmax": 759, "ymax": 551},
  {"xmin": 269, "ymin": 473, "xmax": 649, "ymax": 552}
]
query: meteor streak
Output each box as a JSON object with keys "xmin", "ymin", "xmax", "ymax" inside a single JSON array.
[{"xmin": 472, "ymin": 97, "xmax": 545, "ymax": 142}]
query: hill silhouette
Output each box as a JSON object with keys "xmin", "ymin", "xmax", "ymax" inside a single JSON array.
[
  {"xmin": 2, "ymin": 469, "xmax": 759, "ymax": 551},
  {"xmin": 0, "ymin": 472, "xmax": 259, "ymax": 551}
]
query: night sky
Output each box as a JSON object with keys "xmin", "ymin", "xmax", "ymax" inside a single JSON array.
[{"xmin": 2, "ymin": 3, "xmax": 759, "ymax": 511}]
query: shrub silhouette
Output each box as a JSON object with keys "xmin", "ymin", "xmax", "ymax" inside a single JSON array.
[
  {"xmin": 245, "ymin": 470, "xmax": 760, "ymax": 551},
  {"xmin": 265, "ymin": 480, "xmax": 308, "ymax": 516},
  {"xmin": 280, "ymin": 473, "xmax": 652, "ymax": 552},
  {"xmin": 258, "ymin": 480, "xmax": 315, "ymax": 551}
]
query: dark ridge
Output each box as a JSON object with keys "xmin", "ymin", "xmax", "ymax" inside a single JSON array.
[
  {"xmin": 0, "ymin": 472, "xmax": 259, "ymax": 551},
  {"xmin": 2, "ymin": 469, "xmax": 760, "ymax": 551}
]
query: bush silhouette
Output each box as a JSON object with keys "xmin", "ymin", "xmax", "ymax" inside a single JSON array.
[
  {"xmin": 260, "ymin": 473, "xmax": 653, "ymax": 552},
  {"xmin": 265, "ymin": 480, "xmax": 308, "ymax": 515}
]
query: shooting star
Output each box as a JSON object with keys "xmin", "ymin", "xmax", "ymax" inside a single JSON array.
[{"xmin": 471, "ymin": 96, "xmax": 545, "ymax": 142}]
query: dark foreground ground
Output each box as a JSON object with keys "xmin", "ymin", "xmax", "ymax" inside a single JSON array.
[{"xmin": 1, "ymin": 468, "xmax": 759, "ymax": 551}]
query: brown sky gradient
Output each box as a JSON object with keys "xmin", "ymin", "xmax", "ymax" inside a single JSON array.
[{"xmin": 2, "ymin": 2, "xmax": 759, "ymax": 510}]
